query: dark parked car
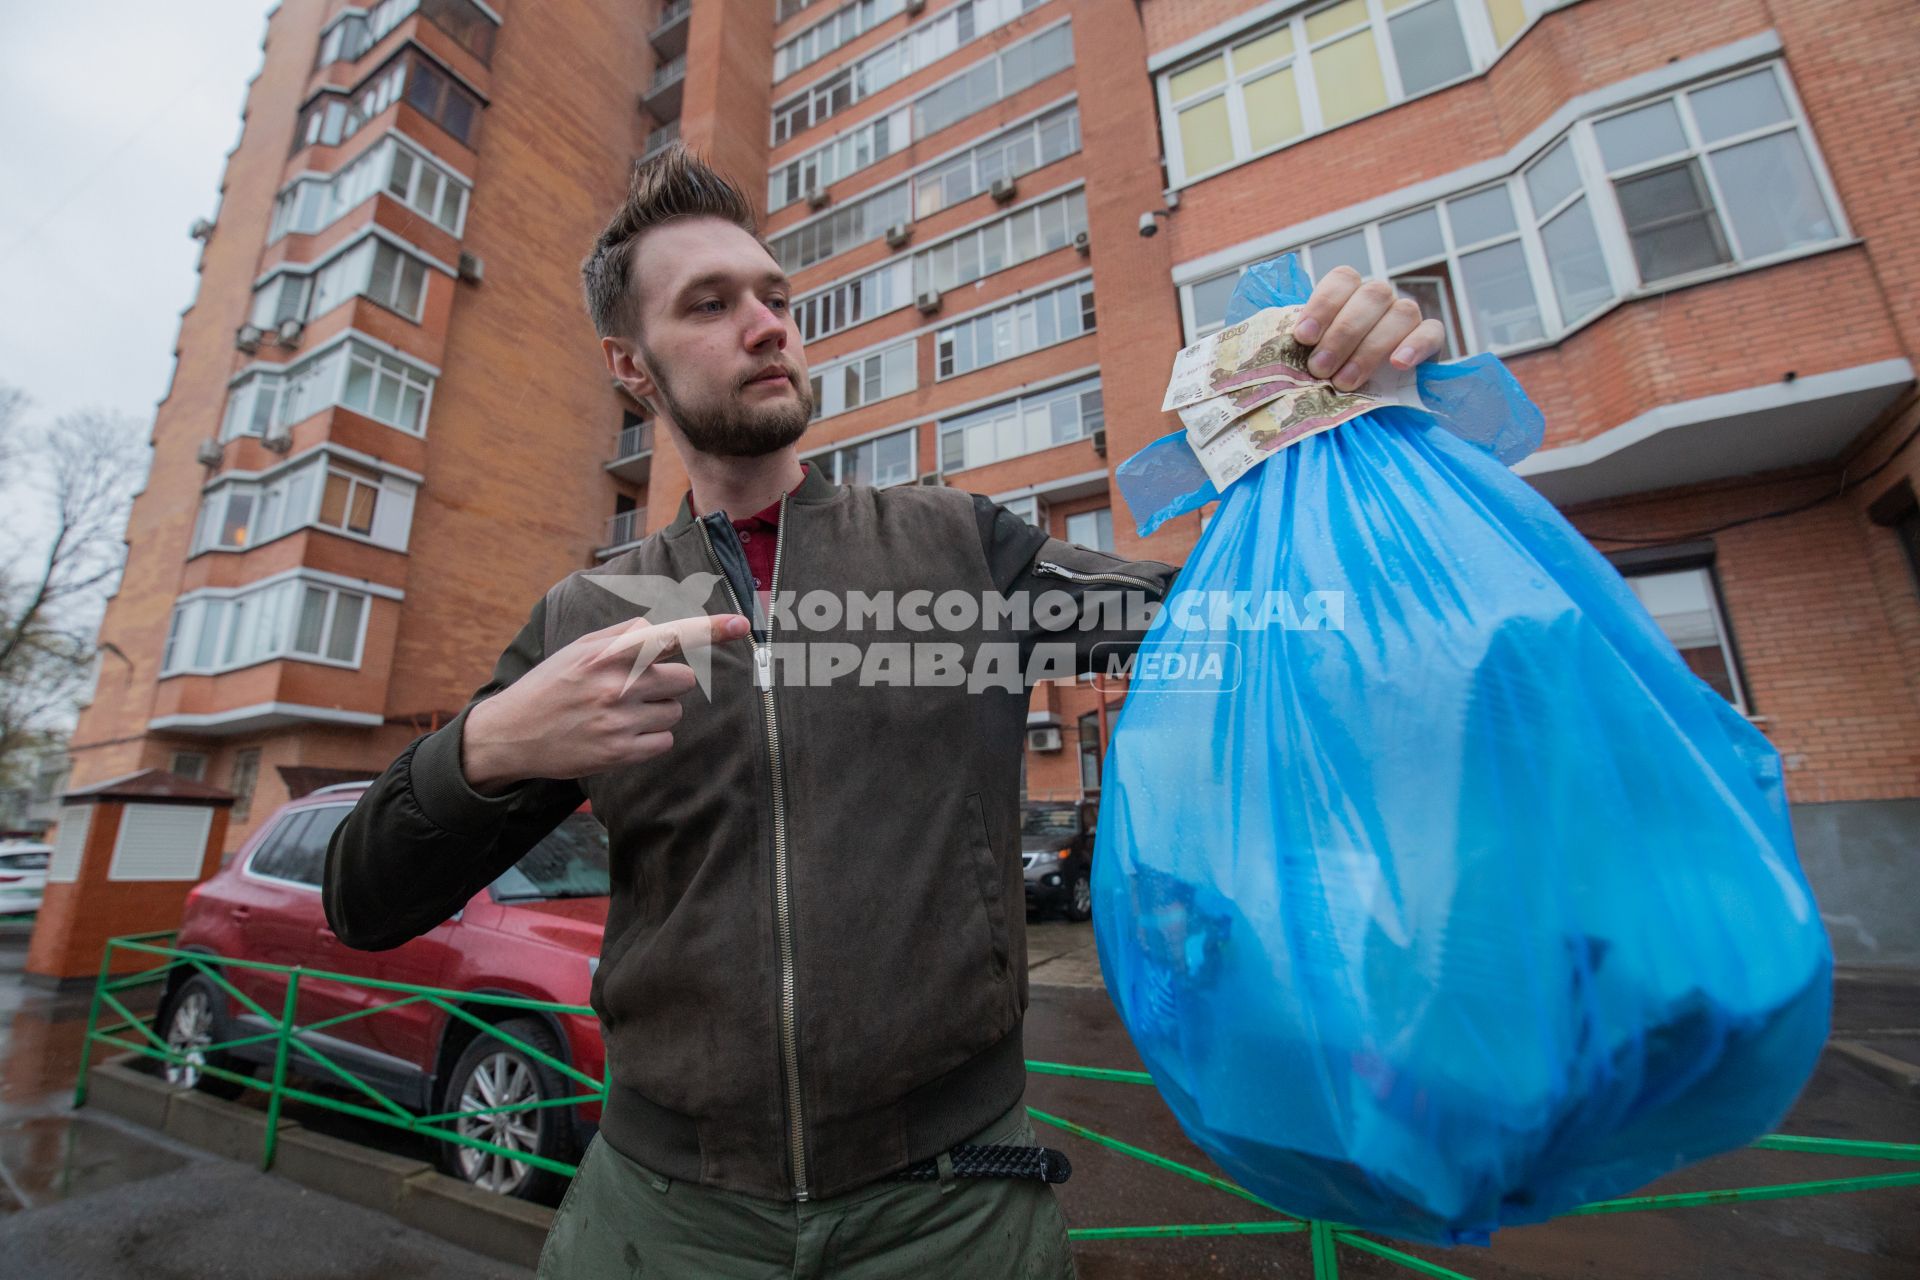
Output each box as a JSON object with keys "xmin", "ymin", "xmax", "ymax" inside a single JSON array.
[
  {"xmin": 159, "ymin": 781, "xmax": 608, "ymax": 1201},
  {"xmin": 1022, "ymin": 801, "xmax": 1095, "ymax": 921}
]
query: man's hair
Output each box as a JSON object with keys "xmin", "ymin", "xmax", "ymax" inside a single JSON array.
[{"xmin": 581, "ymin": 143, "xmax": 768, "ymax": 341}]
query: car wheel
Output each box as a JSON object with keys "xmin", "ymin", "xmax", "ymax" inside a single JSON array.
[
  {"xmin": 435, "ymin": 1018, "xmax": 579, "ymax": 1202},
  {"xmin": 160, "ymin": 974, "xmax": 250, "ymax": 1099},
  {"xmin": 1064, "ymin": 868, "xmax": 1092, "ymax": 922}
]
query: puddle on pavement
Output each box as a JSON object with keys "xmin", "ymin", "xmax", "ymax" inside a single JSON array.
[{"xmin": 0, "ymin": 1111, "xmax": 192, "ymax": 1214}]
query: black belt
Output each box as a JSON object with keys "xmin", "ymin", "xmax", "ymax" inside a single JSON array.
[{"xmin": 890, "ymin": 1143, "xmax": 1073, "ymax": 1184}]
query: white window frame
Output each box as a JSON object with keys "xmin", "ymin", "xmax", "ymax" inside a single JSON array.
[
  {"xmin": 191, "ymin": 448, "xmax": 419, "ymax": 557},
  {"xmin": 768, "ymin": 100, "xmax": 1081, "ymax": 274},
  {"xmin": 270, "ymin": 135, "xmax": 469, "ymax": 243},
  {"xmin": 767, "ymin": 18, "xmax": 1073, "ymax": 213},
  {"xmin": 1175, "ymin": 61, "xmax": 1847, "ymax": 355},
  {"xmin": 934, "ymin": 274, "xmax": 1094, "ymax": 380},
  {"xmin": 807, "ymin": 338, "xmax": 918, "ymax": 420},
  {"xmin": 939, "ymin": 375, "xmax": 1104, "ymax": 473},
  {"xmin": 775, "ymin": 0, "xmax": 908, "ymax": 82},
  {"xmin": 1623, "ymin": 563, "xmax": 1749, "ymax": 713},
  {"xmin": 1157, "ymin": 0, "xmax": 1561, "ymax": 188},
  {"xmin": 770, "ymin": 0, "xmax": 1045, "ymax": 145},
  {"xmin": 221, "ymin": 333, "xmax": 439, "ymax": 440},
  {"xmin": 158, "ymin": 573, "xmax": 383, "ymax": 678},
  {"xmin": 801, "ymin": 424, "xmax": 919, "ymax": 487},
  {"xmin": 790, "ymin": 184, "xmax": 1085, "ymax": 345}
]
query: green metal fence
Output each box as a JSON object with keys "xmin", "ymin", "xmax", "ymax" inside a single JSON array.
[{"xmin": 77, "ymin": 932, "xmax": 1920, "ymax": 1277}]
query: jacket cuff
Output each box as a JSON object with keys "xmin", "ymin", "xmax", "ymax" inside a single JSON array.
[{"xmin": 408, "ymin": 700, "xmax": 529, "ymax": 837}]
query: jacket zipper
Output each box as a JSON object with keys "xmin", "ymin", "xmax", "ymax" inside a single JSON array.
[
  {"xmin": 1033, "ymin": 559, "xmax": 1159, "ymax": 592},
  {"xmin": 696, "ymin": 502, "xmax": 810, "ymax": 1201}
]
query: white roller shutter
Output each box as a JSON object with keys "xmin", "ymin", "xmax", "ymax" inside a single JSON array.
[
  {"xmin": 49, "ymin": 804, "xmax": 93, "ymax": 883},
  {"xmin": 107, "ymin": 803, "xmax": 214, "ymax": 881}
]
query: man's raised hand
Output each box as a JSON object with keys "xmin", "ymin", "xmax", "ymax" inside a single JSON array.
[{"xmin": 461, "ymin": 613, "xmax": 751, "ymax": 793}]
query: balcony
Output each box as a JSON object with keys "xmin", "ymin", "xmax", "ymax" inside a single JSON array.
[
  {"xmin": 607, "ymin": 418, "xmax": 655, "ymax": 484},
  {"xmin": 642, "ymin": 120, "xmax": 680, "ymax": 161},
  {"xmin": 650, "ymin": 0, "xmax": 692, "ymax": 61},
  {"xmin": 644, "ymin": 54, "xmax": 685, "ymax": 121},
  {"xmin": 598, "ymin": 508, "xmax": 647, "ymax": 559}
]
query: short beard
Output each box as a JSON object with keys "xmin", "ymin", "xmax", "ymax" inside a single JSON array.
[{"xmin": 639, "ymin": 337, "xmax": 814, "ymax": 458}]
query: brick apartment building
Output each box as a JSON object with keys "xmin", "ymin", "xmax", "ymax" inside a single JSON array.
[{"xmin": 53, "ymin": 0, "xmax": 1920, "ymax": 963}]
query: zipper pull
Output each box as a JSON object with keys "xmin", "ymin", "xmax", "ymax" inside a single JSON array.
[{"xmin": 754, "ymin": 646, "xmax": 774, "ymax": 690}]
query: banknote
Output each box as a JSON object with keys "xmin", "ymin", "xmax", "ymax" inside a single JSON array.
[
  {"xmin": 1189, "ymin": 384, "xmax": 1381, "ymax": 490},
  {"xmin": 1177, "ymin": 378, "xmax": 1311, "ymax": 445},
  {"xmin": 1162, "ymin": 305, "xmax": 1317, "ymax": 412}
]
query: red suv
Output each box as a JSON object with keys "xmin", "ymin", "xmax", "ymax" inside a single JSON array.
[{"xmin": 158, "ymin": 781, "xmax": 607, "ymax": 1201}]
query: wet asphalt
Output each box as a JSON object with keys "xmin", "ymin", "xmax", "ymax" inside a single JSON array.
[{"xmin": 1, "ymin": 917, "xmax": 1916, "ymax": 1278}]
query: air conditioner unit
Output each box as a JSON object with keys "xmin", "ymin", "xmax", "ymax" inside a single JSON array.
[
  {"xmin": 805, "ymin": 185, "xmax": 830, "ymax": 210},
  {"xmin": 194, "ymin": 438, "xmax": 224, "ymax": 467},
  {"xmin": 884, "ymin": 222, "xmax": 911, "ymax": 248},
  {"xmin": 458, "ymin": 251, "xmax": 485, "ymax": 283},
  {"xmin": 275, "ymin": 317, "xmax": 304, "ymax": 346},
  {"xmin": 1073, "ymin": 230, "xmax": 1090, "ymax": 256},
  {"xmin": 989, "ymin": 176, "xmax": 1017, "ymax": 203},
  {"xmin": 234, "ymin": 324, "xmax": 264, "ymax": 354},
  {"xmin": 1026, "ymin": 726, "xmax": 1063, "ymax": 753},
  {"xmin": 188, "ymin": 218, "xmax": 216, "ymax": 241},
  {"xmin": 1091, "ymin": 428, "xmax": 1107, "ymax": 458},
  {"xmin": 915, "ymin": 289, "xmax": 941, "ymax": 315},
  {"xmin": 262, "ymin": 428, "xmax": 293, "ymax": 454},
  {"xmin": 905, "ymin": 0, "xmax": 926, "ymax": 13},
  {"xmin": 917, "ymin": 471, "xmax": 943, "ymax": 486}
]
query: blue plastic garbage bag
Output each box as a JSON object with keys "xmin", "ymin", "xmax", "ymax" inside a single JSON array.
[{"xmin": 1093, "ymin": 254, "xmax": 1833, "ymax": 1245}]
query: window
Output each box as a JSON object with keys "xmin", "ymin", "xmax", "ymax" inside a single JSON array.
[
  {"xmin": 770, "ymin": 182, "xmax": 913, "ymax": 272},
  {"xmin": 913, "ymin": 105, "xmax": 1080, "ymax": 219},
  {"xmin": 936, "ymin": 277, "xmax": 1094, "ymax": 379},
  {"xmin": 1000, "ymin": 495, "xmax": 1045, "ymax": 528},
  {"xmin": 806, "ymin": 427, "xmax": 917, "ymax": 487},
  {"xmin": 271, "ymin": 137, "xmax": 468, "ymax": 242},
  {"xmin": 160, "ymin": 577, "xmax": 375, "ymax": 677},
  {"xmin": 294, "ymin": 49, "xmax": 481, "ymax": 153},
  {"xmin": 1594, "ymin": 68, "xmax": 1836, "ymax": 286},
  {"xmin": 769, "ymin": 19, "xmax": 1071, "ymax": 209},
  {"xmin": 295, "ymin": 57, "xmax": 407, "ymax": 152},
  {"xmin": 316, "ymin": 0, "xmax": 498, "ymax": 66},
  {"xmin": 1867, "ymin": 481, "xmax": 1920, "ymax": 596},
  {"xmin": 1179, "ymin": 63, "xmax": 1842, "ymax": 351},
  {"xmin": 792, "ymin": 260, "xmax": 913, "ymax": 343},
  {"xmin": 776, "ymin": 0, "xmax": 908, "ymax": 81},
  {"xmin": 248, "ymin": 274, "xmax": 310, "ymax": 329},
  {"xmin": 229, "ymin": 749, "xmax": 262, "ymax": 824},
  {"xmin": 778, "ymin": 0, "xmax": 827, "ymax": 20},
  {"xmin": 807, "ymin": 340, "xmax": 917, "ymax": 419},
  {"xmin": 224, "ymin": 338, "xmax": 436, "ymax": 439},
  {"xmin": 940, "ymin": 376, "xmax": 1103, "ymax": 473},
  {"xmin": 1161, "ymin": 0, "xmax": 1477, "ymax": 183},
  {"xmin": 1625, "ymin": 566, "xmax": 1747, "ymax": 711},
  {"xmin": 1077, "ymin": 712, "xmax": 1102, "ymax": 792},
  {"xmin": 404, "ymin": 54, "xmax": 479, "ymax": 144},
  {"xmin": 915, "ymin": 189, "xmax": 1087, "ymax": 296},
  {"xmin": 771, "ymin": 0, "xmax": 1045, "ymax": 144},
  {"xmin": 1065, "ymin": 507, "xmax": 1113, "ymax": 554},
  {"xmin": 270, "ymin": 235, "xmax": 430, "ymax": 325},
  {"xmin": 168, "ymin": 751, "xmax": 209, "ymax": 783},
  {"xmin": 787, "ymin": 188, "xmax": 1086, "ymax": 344}
]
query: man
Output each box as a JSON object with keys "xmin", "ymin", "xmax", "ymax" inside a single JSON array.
[{"xmin": 323, "ymin": 145, "xmax": 1444, "ymax": 1278}]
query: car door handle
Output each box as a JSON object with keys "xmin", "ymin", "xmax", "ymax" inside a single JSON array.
[{"xmin": 229, "ymin": 906, "xmax": 251, "ymax": 921}]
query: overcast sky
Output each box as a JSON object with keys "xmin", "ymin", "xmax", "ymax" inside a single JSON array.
[{"xmin": 0, "ymin": 1, "xmax": 275, "ymax": 431}]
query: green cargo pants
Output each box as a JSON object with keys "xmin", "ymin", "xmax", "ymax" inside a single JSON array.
[{"xmin": 535, "ymin": 1100, "xmax": 1076, "ymax": 1279}]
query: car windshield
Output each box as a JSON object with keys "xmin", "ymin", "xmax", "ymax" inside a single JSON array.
[
  {"xmin": 1021, "ymin": 807, "xmax": 1080, "ymax": 839},
  {"xmin": 489, "ymin": 813, "xmax": 610, "ymax": 901},
  {"xmin": 0, "ymin": 850, "xmax": 49, "ymax": 870}
]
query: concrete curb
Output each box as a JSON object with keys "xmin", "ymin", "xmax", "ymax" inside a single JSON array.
[
  {"xmin": 1831, "ymin": 1039, "xmax": 1920, "ymax": 1096},
  {"xmin": 82, "ymin": 1057, "xmax": 555, "ymax": 1269}
]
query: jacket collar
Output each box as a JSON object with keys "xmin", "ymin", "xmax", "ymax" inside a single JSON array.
[{"xmin": 665, "ymin": 456, "xmax": 839, "ymax": 534}]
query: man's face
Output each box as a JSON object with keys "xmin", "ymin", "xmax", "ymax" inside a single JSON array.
[{"xmin": 623, "ymin": 218, "xmax": 814, "ymax": 458}]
